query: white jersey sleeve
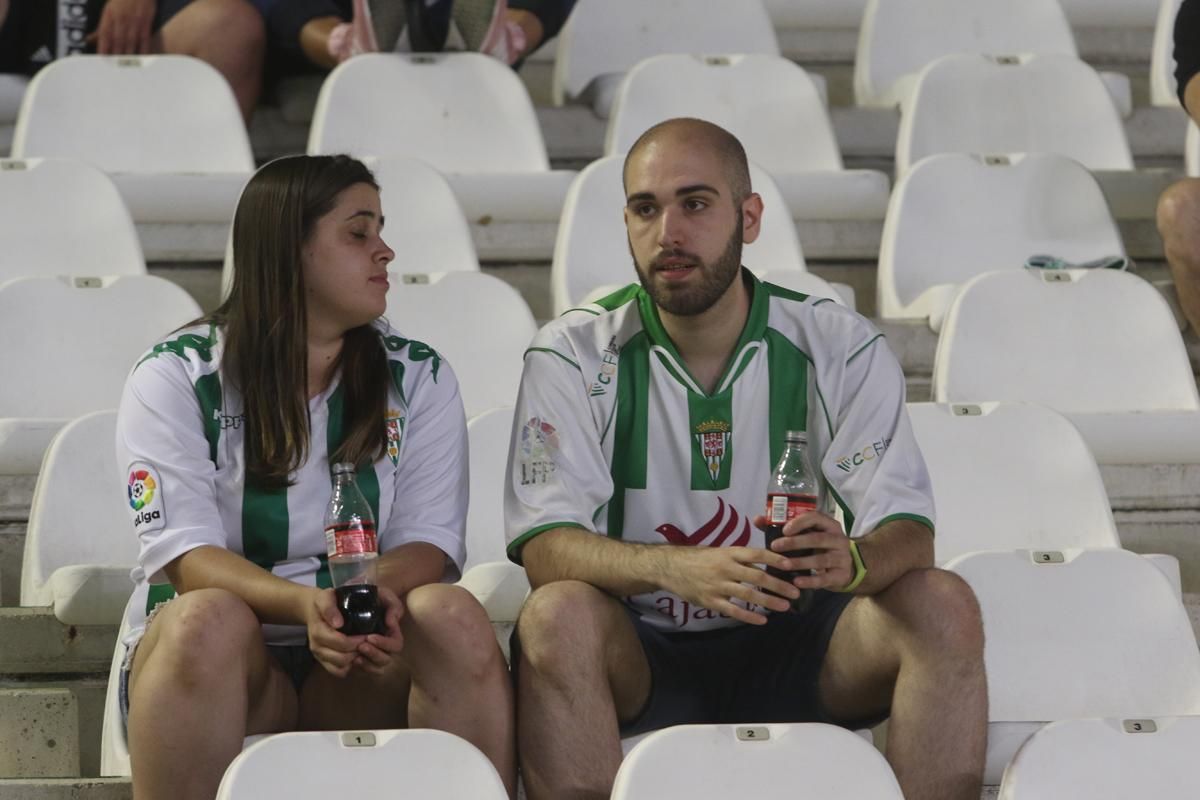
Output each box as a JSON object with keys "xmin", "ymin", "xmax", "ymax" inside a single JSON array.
[
  {"xmin": 379, "ymin": 348, "xmax": 468, "ymax": 579},
  {"xmin": 821, "ymin": 335, "xmax": 935, "ymax": 538},
  {"xmin": 504, "ymin": 331, "xmax": 614, "ymax": 564},
  {"xmin": 115, "ymin": 355, "xmax": 226, "ymax": 585}
]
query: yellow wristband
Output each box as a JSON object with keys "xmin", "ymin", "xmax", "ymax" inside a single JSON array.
[{"xmin": 834, "ymin": 539, "xmax": 868, "ymax": 593}]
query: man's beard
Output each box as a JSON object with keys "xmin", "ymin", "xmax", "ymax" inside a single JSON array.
[{"xmin": 632, "ymin": 212, "xmax": 744, "ymax": 317}]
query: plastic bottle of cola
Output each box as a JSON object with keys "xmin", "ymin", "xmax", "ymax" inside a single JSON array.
[
  {"xmin": 325, "ymin": 462, "xmax": 382, "ymax": 635},
  {"xmin": 764, "ymin": 430, "xmax": 818, "ymax": 614}
]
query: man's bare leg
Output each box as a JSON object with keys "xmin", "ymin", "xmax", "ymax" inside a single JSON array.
[
  {"xmin": 300, "ymin": 583, "xmax": 516, "ymax": 798},
  {"xmin": 157, "ymin": 0, "xmax": 265, "ymax": 122},
  {"xmin": 515, "ymin": 580, "xmax": 652, "ymax": 800},
  {"xmin": 1158, "ymin": 178, "xmax": 1200, "ymax": 333},
  {"xmin": 127, "ymin": 588, "xmax": 299, "ymax": 800},
  {"xmin": 819, "ymin": 568, "xmax": 987, "ymax": 800}
]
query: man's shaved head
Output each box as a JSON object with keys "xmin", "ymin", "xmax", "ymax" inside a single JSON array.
[{"xmin": 622, "ymin": 118, "xmax": 752, "ymax": 206}]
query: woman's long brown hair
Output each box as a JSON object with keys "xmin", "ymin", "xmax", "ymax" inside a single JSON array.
[{"xmin": 209, "ymin": 155, "xmax": 388, "ymax": 488}]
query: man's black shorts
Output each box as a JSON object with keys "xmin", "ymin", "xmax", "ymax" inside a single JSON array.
[{"xmin": 511, "ymin": 590, "xmax": 889, "ymax": 736}]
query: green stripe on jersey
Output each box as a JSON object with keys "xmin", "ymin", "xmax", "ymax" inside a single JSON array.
[
  {"xmin": 145, "ymin": 582, "xmax": 177, "ymax": 615},
  {"xmin": 608, "ymin": 330, "xmax": 651, "ymax": 538},
  {"xmin": 688, "ymin": 391, "xmax": 734, "ymax": 490},
  {"xmin": 242, "ymin": 481, "xmax": 289, "ymax": 571},
  {"xmin": 194, "ymin": 373, "xmax": 223, "ymax": 465},
  {"xmin": 592, "ymin": 284, "xmax": 642, "ymax": 313},
  {"xmin": 764, "ymin": 329, "xmax": 810, "ymax": 469}
]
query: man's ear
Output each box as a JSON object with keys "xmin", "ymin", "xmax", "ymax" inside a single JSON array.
[{"xmin": 741, "ymin": 193, "xmax": 764, "ymax": 245}]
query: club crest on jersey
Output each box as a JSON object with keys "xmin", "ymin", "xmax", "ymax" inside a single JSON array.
[
  {"xmin": 588, "ymin": 337, "xmax": 620, "ymax": 397},
  {"xmin": 385, "ymin": 409, "xmax": 405, "ymax": 466},
  {"xmin": 127, "ymin": 463, "xmax": 166, "ymax": 532},
  {"xmin": 694, "ymin": 419, "xmax": 731, "ymax": 482},
  {"xmin": 519, "ymin": 416, "xmax": 559, "ymax": 486}
]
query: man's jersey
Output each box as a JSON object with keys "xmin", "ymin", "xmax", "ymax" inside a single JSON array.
[
  {"xmin": 505, "ymin": 273, "xmax": 934, "ymax": 632},
  {"xmin": 117, "ymin": 320, "xmax": 468, "ymax": 646}
]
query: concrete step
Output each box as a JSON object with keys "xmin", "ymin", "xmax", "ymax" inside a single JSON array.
[
  {"xmin": 0, "ymin": 690, "xmax": 79, "ymax": 778},
  {"xmin": 0, "ymin": 779, "xmax": 131, "ymax": 800}
]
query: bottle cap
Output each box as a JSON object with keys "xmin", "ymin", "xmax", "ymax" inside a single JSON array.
[
  {"xmin": 784, "ymin": 430, "xmax": 808, "ymax": 444},
  {"xmin": 331, "ymin": 462, "xmax": 356, "ymax": 476}
]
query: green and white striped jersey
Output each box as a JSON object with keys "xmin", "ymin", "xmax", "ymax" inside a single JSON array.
[
  {"xmin": 505, "ymin": 272, "xmax": 934, "ymax": 632},
  {"xmin": 117, "ymin": 321, "xmax": 468, "ymax": 646}
]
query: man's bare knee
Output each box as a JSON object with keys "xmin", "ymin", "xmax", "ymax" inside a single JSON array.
[
  {"xmin": 517, "ymin": 581, "xmax": 623, "ymax": 673},
  {"xmin": 1158, "ymin": 179, "xmax": 1200, "ymax": 249},
  {"xmin": 163, "ymin": 0, "xmax": 266, "ymax": 55},
  {"xmin": 875, "ymin": 568, "xmax": 984, "ymax": 659}
]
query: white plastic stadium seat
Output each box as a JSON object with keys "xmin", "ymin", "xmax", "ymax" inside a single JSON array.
[
  {"xmin": 215, "ymin": 729, "xmax": 508, "ymax": 799},
  {"xmin": 895, "ymin": 54, "xmax": 1134, "ymax": 177},
  {"xmin": 457, "ymin": 407, "xmax": 530, "ymax": 622},
  {"xmin": 764, "ymin": 0, "xmax": 866, "ymax": 28},
  {"xmin": 11, "ymin": 55, "xmax": 253, "ymax": 224},
  {"xmin": 553, "ymin": 0, "xmax": 780, "ymax": 115},
  {"xmin": 611, "ymin": 723, "xmax": 903, "ymax": 799},
  {"xmin": 932, "ymin": 269, "xmax": 1200, "ymax": 463},
  {"xmin": 907, "ymin": 402, "xmax": 1120, "ymax": 564},
  {"xmin": 999, "ymin": 716, "xmax": 1200, "ymax": 798},
  {"xmin": 0, "ymin": 74, "xmax": 28, "ymax": 124},
  {"xmin": 1188, "ymin": 120, "xmax": 1200, "ymax": 177},
  {"xmin": 1152, "ymin": 0, "xmax": 1184, "ymax": 106},
  {"xmin": 878, "ymin": 153, "xmax": 1124, "ymax": 328},
  {"xmin": 99, "ymin": 604, "xmax": 134, "ymax": 777},
  {"xmin": 1059, "ymin": 0, "xmax": 1162, "ymax": 27},
  {"xmin": 20, "ymin": 411, "xmax": 136, "ymax": 625},
  {"xmin": 384, "ymin": 272, "xmax": 536, "ymax": 418},
  {"xmin": 0, "ymin": 158, "xmax": 146, "ymax": 281},
  {"xmin": 604, "ymin": 53, "xmax": 891, "ymax": 221},
  {"xmin": 551, "ymin": 156, "xmax": 806, "ymax": 316},
  {"xmin": 855, "ymin": 0, "xmax": 1077, "ymax": 108},
  {"xmin": 308, "ymin": 53, "xmax": 575, "ymax": 227},
  {"xmin": 0, "ymin": 275, "xmax": 202, "ymax": 474},
  {"xmin": 947, "ymin": 549, "xmax": 1200, "ymax": 784},
  {"xmin": 219, "ymin": 156, "xmax": 480, "ymax": 299}
]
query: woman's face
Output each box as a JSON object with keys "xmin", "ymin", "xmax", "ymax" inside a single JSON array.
[{"xmin": 301, "ymin": 182, "xmax": 395, "ymax": 335}]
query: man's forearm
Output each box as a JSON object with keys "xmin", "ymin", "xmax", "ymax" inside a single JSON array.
[
  {"xmin": 522, "ymin": 528, "xmax": 674, "ymax": 595},
  {"xmin": 851, "ymin": 518, "xmax": 935, "ymax": 596}
]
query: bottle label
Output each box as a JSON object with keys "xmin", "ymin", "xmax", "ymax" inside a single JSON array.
[
  {"xmin": 324, "ymin": 521, "xmax": 378, "ymax": 558},
  {"xmin": 766, "ymin": 493, "xmax": 818, "ymax": 525}
]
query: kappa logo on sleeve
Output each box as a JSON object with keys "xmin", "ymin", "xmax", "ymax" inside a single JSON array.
[{"xmin": 127, "ymin": 463, "xmax": 166, "ymax": 531}]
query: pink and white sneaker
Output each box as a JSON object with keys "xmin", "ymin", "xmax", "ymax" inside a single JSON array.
[{"xmin": 327, "ymin": 0, "xmax": 381, "ymax": 63}]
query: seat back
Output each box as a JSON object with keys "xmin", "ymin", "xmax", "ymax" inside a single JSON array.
[
  {"xmin": 219, "ymin": 156, "xmax": 480, "ymax": 298},
  {"xmin": 611, "ymin": 723, "xmax": 904, "ymax": 799},
  {"xmin": 465, "ymin": 406, "xmax": 516, "ymax": 571},
  {"xmin": 215, "ymin": 730, "xmax": 508, "ymax": 799},
  {"xmin": 998, "ymin": 716, "xmax": 1200, "ymax": 798},
  {"xmin": 947, "ymin": 549, "xmax": 1200, "ymax": 722},
  {"xmin": 553, "ymin": 0, "xmax": 779, "ymax": 105},
  {"xmin": 907, "ymin": 402, "xmax": 1120, "ymax": 565},
  {"xmin": 605, "ymin": 54, "xmax": 842, "ymax": 171},
  {"xmin": 0, "ymin": 158, "xmax": 146, "ymax": 281},
  {"xmin": 384, "ymin": 272, "xmax": 536, "ymax": 418},
  {"xmin": 855, "ymin": 0, "xmax": 1076, "ymax": 107},
  {"xmin": 1151, "ymin": 0, "xmax": 1184, "ymax": 106},
  {"xmin": 20, "ymin": 411, "xmax": 133, "ymax": 601},
  {"xmin": 0, "ymin": 276, "xmax": 202, "ymax": 418},
  {"xmin": 932, "ymin": 269, "xmax": 1200, "ymax": 413},
  {"xmin": 12, "ymin": 55, "xmax": 252, "ymax": 172},
  {"xmin": 895, "ymin": 54, "xmax": 1134, "ymax": 175},
  {"xmin": 550, "ymin": 156, "xmax": 805, "ymax": 315},
  {"xmin": 878, "ymin": 152, "xmax": 1123, "ymax": 320},
  {"xmin": 309, "ymin": 53, "xmax": 549, "ymax": 173}
]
